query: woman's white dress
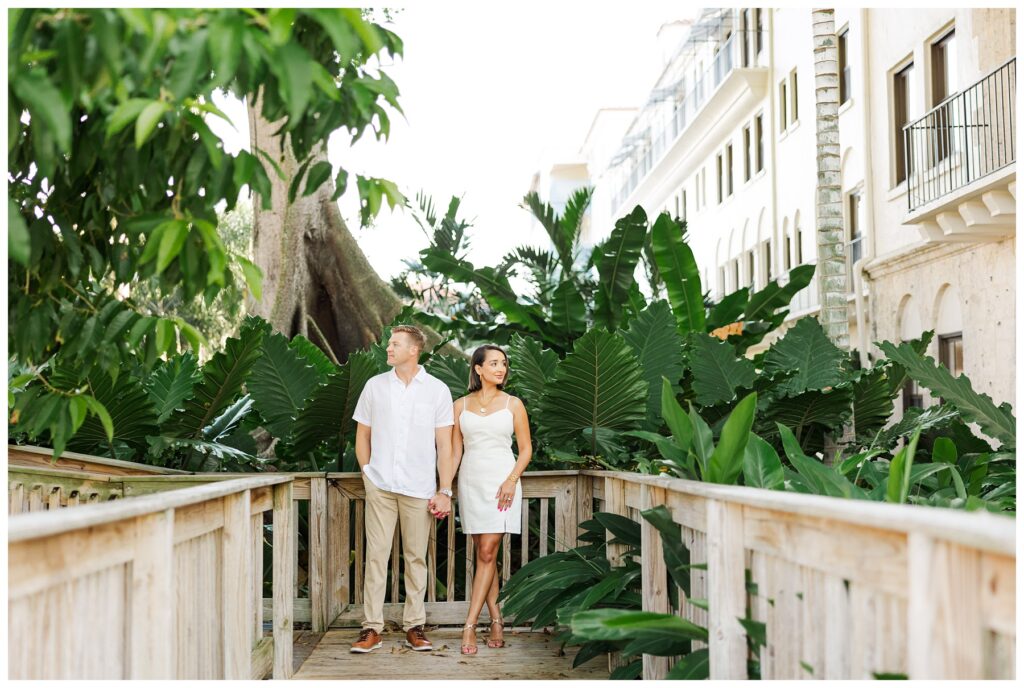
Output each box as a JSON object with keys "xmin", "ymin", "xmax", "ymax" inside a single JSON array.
[{"xmin": 457, "ymin": 395, "xmax": 521, "ymax": 534}]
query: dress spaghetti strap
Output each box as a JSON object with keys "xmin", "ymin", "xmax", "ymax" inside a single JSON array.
[{"xmin": 504, "ymin": 394, "xmax": 512, "ymax": 410}]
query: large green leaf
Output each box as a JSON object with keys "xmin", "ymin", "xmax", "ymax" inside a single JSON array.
[
  {"xmin": 640, "ymin": 505, "xmax": 692, "ymax": 594},
  {"xmin": 845, "ymin": 367, "xmax": 896, "ymax": 442},
  {"xmin": 570, "ymin": 609, "xmax": 708, "ymax": 645},
  {"xmin": 289, "ymin": 334, "xmax": 337, "ymax": 382},
  {"xmin": 660, "ymin": 378, "xmax": 693, "ymax": 452},
  {"xmin": 777, "ymin": 423, "xmax": 868, "ymax": 499},
  {"xmin": 706, "ymin": 288, "xmax": 749, "ymax": 331},
  {"xmin": 593, "ymin": 206, "xmax": 647, "ymax": 330},
  {"xmin": 147, "ymin": 351, "xmax": 200, "ymax": 424},
  {"xmin": 424, "ymin": 353, "xmax": 470, "ymax": 401},
  {"xmin": 622, "ymin": 301, "xmax": 685, "ymax": 427},
  {"xmin": 203, "ymin": 393, "xmax": 254, "ymax": 442},
  {"xmin": 667, "ymin": 649, "xmax": 710, "ymax": 679},
  {"xmin": 651, "ymin": 212, "xmax": 705, "ymax": 334},
  {"xmin": 878, "ymin": 340, "xmax": 1016, "ymax": 448},
  {"xmin": 166, "ymin": 315, "xmax": 268, "ymax": 438},
  {"xmin": 886, "ymin": 428, "xmax": 922, "ymax": 504},
  {"xmin": 288, "ymin": 350, "xmax": 378, "ymax": 458},
  {"xmin": 420, "ymin": 249, "xmax": 545, "ymax": 332},
  {"xmin": 763, "ymin": 317, "xmax": 847, "ymax": 395},
  {"xmin": 550, "ymin": 279, "xmax": 587, "ymax": 340},
  {"xmin": 706, "ymin": 392, "xmax": 757, "ymax": 485},
  {"xmin": 247, "ymin": 329, "xmax": 322, "ymax": 439},
  {"xmin": 870, "ymin": 403, "xmax": 959, "ymax": 449},
  {"xmin": 67, "ymin": 371, "xmax": 159, "ymax": 460},
  {"xmin": 687, "ymin": 331, "xmax": 757, "ymax": 407},
  {"xmin": 759, "ymin": 387, "xmax": 854, "ymax": 443},
  {"xmin": 743, "ymin": 433, "xmax": 784, "ymax": 489},
  {"xmin": 744, "ymin": 263, "xmax": 816, "ymax": 322},
  {"xmin": 538, "ymin": 329, "xmax": 648, "ymax": 454},
  {"xmin": 506, "ymin": 334, "xmax": 559, "ymax": 415}
]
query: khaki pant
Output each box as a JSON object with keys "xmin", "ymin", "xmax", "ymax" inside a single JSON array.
[{"xmin": 361, "ymin": 476, "xmax": 432, "ymax": 632}]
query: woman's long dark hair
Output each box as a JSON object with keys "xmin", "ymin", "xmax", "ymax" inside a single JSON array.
[{"xmin": 468, "ymin": 344, "xmax": 509, "ymax": 392}]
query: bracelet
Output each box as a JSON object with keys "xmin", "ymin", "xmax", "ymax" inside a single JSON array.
[{"xmin": 507, "ymin": 473, "xmax": 519, "ymax": 484}]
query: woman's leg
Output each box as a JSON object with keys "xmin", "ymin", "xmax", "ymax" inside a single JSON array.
[
  {"xmin": 485, "ymin": 570, "xmax": 504, "ymax": 646},
  {"xmin": 463, "ymin": 533, "xmax": 502, "ymax": 647}
]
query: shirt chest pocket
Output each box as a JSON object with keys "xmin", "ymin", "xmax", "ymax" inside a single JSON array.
[{"xmin": 413, "ymin": 401, "xmax": 435, "ymax": 427}]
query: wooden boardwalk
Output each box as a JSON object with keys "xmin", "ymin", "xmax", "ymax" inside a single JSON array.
[{"xmin": 291, "ymin": 628, "xmax": 609, "ymax": 680}]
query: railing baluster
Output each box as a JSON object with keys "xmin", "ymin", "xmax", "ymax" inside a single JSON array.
[
  {"xmin": 539, "ymin": 497, "xmax": 549, "ymax": 558},
  {"xmin": 446, "ymin": 510, "xmax": 455, "ymax": 602}
]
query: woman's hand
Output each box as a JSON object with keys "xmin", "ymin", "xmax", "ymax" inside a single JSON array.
[{"xmin": 495, "ymin": 480, "xmax": 516, "ymax": 511}]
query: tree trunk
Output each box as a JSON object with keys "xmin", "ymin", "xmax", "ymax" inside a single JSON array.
[
  {"xmin": 246, "ymin": 97, "xmax": 404, "ymax": 362},
  {"xmin": 811, "ymin": 9, "xmax": 849, "ymax": 349}
]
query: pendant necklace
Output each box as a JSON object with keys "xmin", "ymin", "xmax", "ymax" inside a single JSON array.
[{"xmin": 478, "ymin": 390, "xmax": 499, "ymax": 413}]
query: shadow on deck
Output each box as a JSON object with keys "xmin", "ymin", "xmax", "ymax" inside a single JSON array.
[{"xmin": 290, "ymin": 628, "xmax": 608, "ymax": 680}]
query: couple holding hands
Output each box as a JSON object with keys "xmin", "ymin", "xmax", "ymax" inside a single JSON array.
[{"xmin": 350, "ymin": 325, "xmax": 532, "ymax": 656}]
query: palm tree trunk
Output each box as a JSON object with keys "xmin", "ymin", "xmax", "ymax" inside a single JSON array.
[{"xmin": 811, "ymin": 9, "xmax": 849, "ymax": 349}]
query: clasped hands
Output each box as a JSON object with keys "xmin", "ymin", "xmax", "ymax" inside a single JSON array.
[{"xmin": 428, "ymin": 493, "xmax": 451, "ymax": 519}]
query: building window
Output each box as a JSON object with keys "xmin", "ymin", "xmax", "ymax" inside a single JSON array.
[
  {"xmin": 838, "ymin": 29, "xmax": 851, "ymax": 104},
  {"xmin": 725, "ymin": 143, "xmax": 734, "ymax": 196},
  {"xmin": 931, "ymin": 29, "xmax": 957, "ymax": 106},
  {"xmin": 718, "ymin": 266, "xmax": 726, "ymax": 296},
  {"xmin": 893, "ymin": 61, "xmax": 914, "ymax": 185},
  {"xmin": 746, "ymin": 250, "xmax": 755, "ymax": 288},
  {"xmin": 731, "ymin": 259, "xmax": 740, "ymax": 291},
  {"xmin": 762, "ymin": 240, "xmax": 773, "ymax": 285},
  {"xmin": 755, "ymin": 114, "xmax": 764, "ymax": 172},
  {"xmin": 794, "ymin": 222, "xmax": 804, "ymax": 265},
  {"xmin": 902, "ymin": 380, "xmax": 925, "ymax": 410},
  {"xmin": 742, "ymin": 125, "xmax": 752, "ymax": 181},
  {"xmin": 783, "ymin": 232, "xmax": 792, "ymax": 272},
  {"xmin": 790, "ymin": 70, "xmax": 799, "ymax": 123},
  {"xmin": 716, "ymin": 153, "xmax": 723, "ymax": 203},
  {"xmin": 938, "ymin": 333, "xmax": 963, "ymax": 377},
  {"xmin": 681, "ymin": 189, "xmax": 687, "ymax": 222},
  {"xmin": 755, "ymin": 9, "xmax": 764, "ymax": 56},
  {"xmin": 741, "ymin": 9, "xmax": 751, "ymax": 67},
  {"xmin": 847, "ymin": 190, "xmax": 862, "ymax": 290},
  {"xmin": 779, "ymin": 79, "xmax": 788, "ymax": 133}
]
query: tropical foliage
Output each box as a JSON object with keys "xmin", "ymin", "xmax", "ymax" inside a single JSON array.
[{"xmin": 9, "ymin": 7, "xmax": 405, "ymax": 403}]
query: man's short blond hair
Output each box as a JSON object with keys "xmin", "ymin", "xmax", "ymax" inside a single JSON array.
[{"xmin": 391, "ymin": 324, "xmax": 427, "ymax": 352}]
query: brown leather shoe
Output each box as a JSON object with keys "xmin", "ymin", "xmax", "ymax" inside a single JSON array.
[
  {"xmin": 404, "ymin": 625, "xmax": 432, "ymax": 651},
  {"xmin": 350, "ymin": 628, "xmax": 382, "ymax": 653}
]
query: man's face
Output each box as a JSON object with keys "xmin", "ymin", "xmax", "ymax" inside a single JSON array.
[{"xmin": 386, "ymin": 332, "xmax": 419, "ymax": 367}]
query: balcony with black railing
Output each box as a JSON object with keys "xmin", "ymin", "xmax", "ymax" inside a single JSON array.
[{"xmin": 901, "ymin": 58, "xmax": 1015, "ymax": 241}]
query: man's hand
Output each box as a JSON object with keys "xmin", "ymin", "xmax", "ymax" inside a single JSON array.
[{"xmin": 428, "ymin": 493, "xmax": 451, "ymax": 519}]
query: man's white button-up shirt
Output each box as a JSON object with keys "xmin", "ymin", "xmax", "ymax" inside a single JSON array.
[{"xmin": 352, "ymin": 366, "xmax": 454, "ymax": 499}]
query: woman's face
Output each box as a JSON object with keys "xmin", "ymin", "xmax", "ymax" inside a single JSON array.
[{"xmin": 475, "ymin": 350, "xmax": 508, "ymax": 388}]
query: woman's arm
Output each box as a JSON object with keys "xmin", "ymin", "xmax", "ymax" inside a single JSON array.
[
  {"xmin": 451, "ymin": 398, "xmax": 465, "ymax": 477},
  {"xmin": 496, "ymin": 397, "xmax": 532, "ymax": 510}
]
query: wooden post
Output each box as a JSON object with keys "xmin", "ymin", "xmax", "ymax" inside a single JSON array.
[
  {"xmin": 604, "ymin": 476, "xmax": 627, "ymax": 566},
  {"xmin": 706, "ymin": 499, "xmax": 747, "ymax": 679},
  {"xmin": 309, "ymin": 477, "xmax": 329, "ymax": 632},
  {"xmin": 576, "ymin": 474, "xmax": 594, "ymax": 543},
  {"xmin": 272, "ymin": 481, "xmax": 295, "ymax": 679},
  {"xmin": 554, "ymin": 482, "xmax": 576, "ymax": 551},
  {"xmin": 907, "ymin": 534, "xmax": 983, "ymax": 679},
  {"xmin": 251, "ymin": 512, "xmax": 265, "ymax": 648},
  {"xmin": 129, "ymin": 509, "xmax": 174, "ymax": 679},
  {"xmin": 222, "ymin": 491, "xmax": 252, "ymax": 679},
  {"xmin": 641, "ymin": 484, "xmax": 671, "ymax": 680},
  {"xmin": 327, "ymin": 482, "xmax": 348, "ymax": 622}
]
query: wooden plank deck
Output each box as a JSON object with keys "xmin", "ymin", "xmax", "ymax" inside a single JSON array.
[{"xmin": 291, "ymin": 628, "xmax": 609, "ymax": 680}]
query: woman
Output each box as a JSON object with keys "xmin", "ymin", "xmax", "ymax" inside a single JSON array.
[{"xmin": 452, "ymin": 344, "xmax": 532, "ymax": 655}]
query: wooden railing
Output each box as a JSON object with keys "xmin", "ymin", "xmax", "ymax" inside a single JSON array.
[
  {"xmin": 8, "ymin": 467, "xmax": 296, "ymax": 679},
  {"xmin": 591, "ymin": 471, "xmax": 1016, "ymax": 680},
  {"xmin": 8, "ymin": 446, "xmax": 1016, "ymax": 680}
]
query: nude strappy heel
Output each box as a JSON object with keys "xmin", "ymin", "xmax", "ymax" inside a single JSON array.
[
  {"xmin": 486, "ymin": 617, "xmax": 506, "ymax": 648},
  {"xmin": 461, "ymin": 623, "xmax": 478, "ymax": 655}
]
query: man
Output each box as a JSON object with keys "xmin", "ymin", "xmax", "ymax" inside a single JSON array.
[{"xmin": 349, "ymin": 325, "xmax": 455, "ymax": 653}]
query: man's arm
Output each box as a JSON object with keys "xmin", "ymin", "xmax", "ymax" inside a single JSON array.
[
  {"xmin": 429, "ymin": 425, "xmax": 454, "ymax": 517},
  {"xmin": 355, "ymin": 422, "xmax": 371, "ymax": 471}
]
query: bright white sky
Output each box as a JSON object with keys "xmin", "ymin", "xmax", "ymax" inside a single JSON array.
[{"xmin": 212, "ymin": 3, "xmax": 692, "ymax": 279}]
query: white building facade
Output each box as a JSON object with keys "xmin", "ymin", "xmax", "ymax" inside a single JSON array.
[{"xmin": 587, "ymin": 7, "xmax": 1015, "ymax": 414}]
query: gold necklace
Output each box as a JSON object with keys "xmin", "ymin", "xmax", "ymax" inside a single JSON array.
[{"xmin": 477, "ymin": 390, "xmax": 499, "ymax": 413}]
